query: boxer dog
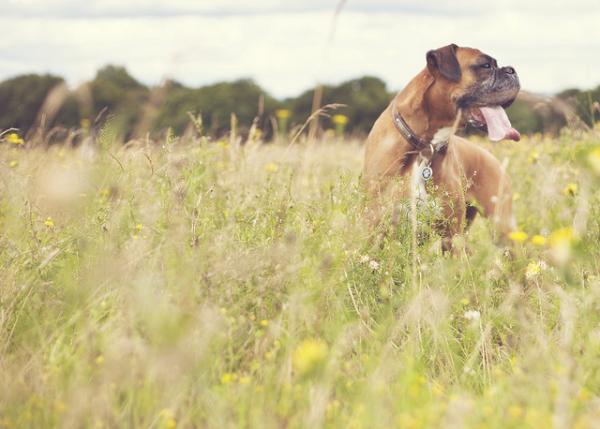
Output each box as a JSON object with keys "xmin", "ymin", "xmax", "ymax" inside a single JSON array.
[{"xmin": 363, "ymin": 44, "xmax": 520, "ymax": 250}]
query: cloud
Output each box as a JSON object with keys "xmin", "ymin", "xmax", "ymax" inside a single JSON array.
[
  {"xmin": 7, "ymin": 0, "xmax": 599, "ymax": 18},
  {"xmin": 0, "ymin": 1, "xmax": 598, "ymax": 97}
]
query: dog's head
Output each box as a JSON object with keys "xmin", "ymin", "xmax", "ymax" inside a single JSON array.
[{"xmin": 425, "ymin": 44, "xmax": 521, "ymax": 141}]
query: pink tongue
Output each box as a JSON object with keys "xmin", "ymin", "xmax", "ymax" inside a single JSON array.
[{"xmin": 479, "ymin": 106, "xmax": 520, "ymax": 142}]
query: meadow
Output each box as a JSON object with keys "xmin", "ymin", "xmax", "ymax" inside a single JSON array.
[{"xmin": 2, "ymin": 126, "xmax": 600, "ymax": 428}]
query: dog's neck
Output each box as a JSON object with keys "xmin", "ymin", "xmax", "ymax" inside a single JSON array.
[{"xmin": 393, "ymin": 69, "xmax": 461, "ymax": 146}]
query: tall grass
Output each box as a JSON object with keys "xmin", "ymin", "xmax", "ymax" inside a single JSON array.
[{"xmin": 1, "ymin": 128, "xmax": 600, "ymax": 428}]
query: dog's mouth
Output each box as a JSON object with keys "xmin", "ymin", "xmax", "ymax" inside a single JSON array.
[{"xmin": 467, "ymin": 105, "xmax": 520, "ymax": 142}]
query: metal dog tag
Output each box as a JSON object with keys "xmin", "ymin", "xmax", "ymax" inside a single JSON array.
[{"xmin": 421, "ymin": 166, "xmax": 433, "ymax": 181}]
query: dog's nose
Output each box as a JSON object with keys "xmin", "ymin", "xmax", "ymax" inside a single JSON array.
[{"xmin": 502, "ymin": 66, "xmax": 516, "ymax": 75}]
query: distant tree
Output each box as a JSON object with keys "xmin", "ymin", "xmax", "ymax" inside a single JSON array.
[
  {"xmin": 285, "ymin": 76, "xmax": 391, "ymax": 137},
  {"xmin": 0, "ymin": 66, "xmax": 594, "ymax": 142},
  {"xmin": 0, "ymin": 74, "xmax": 64, "ymax": 133},
  {"xmin": 506, "ymin": 99, "xmax": 544, "ymax": 135},
  {"xmin": 88, "ymin": 65, "xmax": 149, "ymax": 135},
  {"xmin": 557, "ymin": 85, "xmax": 600, "ymax": 126},
  {"xmin": 154, "ymin": 79, "xmax": 279, "ymax": 137}
]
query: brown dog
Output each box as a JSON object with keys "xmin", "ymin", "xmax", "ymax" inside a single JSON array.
[{"xmin": 363, "ymin": 44, "xmax": 520, "ymax": 249}]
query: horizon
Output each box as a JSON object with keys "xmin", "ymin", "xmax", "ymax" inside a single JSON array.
[
  {"xmin": 0, "ymin": 65, "xmax": 590, "ymax": 100},
  {"xmin": 2, "ymin": 0, "xmax": 599, "ymax": 98}
]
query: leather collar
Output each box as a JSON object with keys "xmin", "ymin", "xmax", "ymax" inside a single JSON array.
[{"xmin": 391, "ymin": 102, "xmax": 427, "ymax": 150}]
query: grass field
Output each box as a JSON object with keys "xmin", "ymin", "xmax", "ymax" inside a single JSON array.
[{"xmin": 2, "ymin": 128, "xmax": 600, "ymax": 428}]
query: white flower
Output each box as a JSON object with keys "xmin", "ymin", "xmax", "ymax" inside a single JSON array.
[
  {"xmin": 464, "ymin": 310, "xmax": 481, "ymax": 321},
  {"xmin": 359, "ymin": 255, "xmax": 370, "ymax": 264},
  {"xmin": 368, "ymin": 260, "xmax": 380, "ymax": 271}
]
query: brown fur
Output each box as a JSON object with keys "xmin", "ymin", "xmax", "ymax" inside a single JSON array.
[{"xmin": 363, "ymin": 46, "xmax": 515, "ymax": 249}]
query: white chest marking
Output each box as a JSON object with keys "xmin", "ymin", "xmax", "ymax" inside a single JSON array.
[{"xmin": 431, "ymin": 127, "xmax": 454, "ymax": 148}]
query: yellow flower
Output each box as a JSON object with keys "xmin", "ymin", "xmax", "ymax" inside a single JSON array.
[
  {"xmin": 221, "ymin": 373, "xmax": 236, "ymax": 384},
  {"xmin": 135, "ymin": 223, "xmax": 143, "ymax": 232},
  {"xmin": 264, "ymin": 162, "xmax": 279, "ymax": 173},
  {"xmin": 54, "ymin": 400, "xmax": 67, "ymax": 414},
  {"xmin": 332, "ymin": 114, "xmax": 348, "ymax": 126},
  {"xmin": 44, "ymin": 217, "xmax": 55, "ymax": 228},
  {"xmin": 563, "ymin": 183, "xmax": 578, "ymax": 197},
  {"xmin": 578, "ymin": 388, "xmax": 591, "ymax": 402},
  {"xmin": 159, "ymin": 409, "xmax": 177, "ymax": 429},
  {"xmin": 260, "ymin": 319, "xmax": 269, "ymax": 327},
  {"xmin": 276, "ymin": 109, "xmax": 291, "ymax": 120},
  {"xmin": 95, "ymin": 355, "xmax": 105, "ymax": 366},
  {"xmin": 549, "ymin": 227, "xmax": 574, "ymax": 247},
  {"xmin": 531, "ymin": 235, "xmax": 547, "ymax": 246},
  {"xmin": 5, "ymin": 133, "xmax": 24, "ymax": 145},
  {"xmin": 292, "ymin": 339, "xmax": 328, "ymax": 376},
  {"xmin": 508, "ymin": 230, "xmax": 528, "ymax": 243},
  {"xmin": 525, "ymin": 261, "xmax": 542, "ymax": 279},
  {"xmin": 588, "ymin": 147, "xmax": 600, "ymax": 175},
  {"xmin": 9, "ymin": 160, "xmax": 18, "ymax": 168},
  {"xmin": 507, "ymin": 405, "xmax": 523, "ymax": 419},
  {"xmin": 549, "ymin": 227, "xmax": 575, "ymax": 265},
  {"xmin": 527, "ymin": 150, "xmax": 539, "ymax": 164}
]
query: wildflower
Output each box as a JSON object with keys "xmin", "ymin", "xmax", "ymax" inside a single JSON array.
[
  {"xmin": 527, "ymin": 150, "xmax": 539, "ymax": 164},
  {"xmin": 332, "ymin": 114, "xmax": 348, "ymax": 126},
  {"xmin": 9, "ymin": 160, "xmax": 18, "ymax": 168},
  {"xmin": 332, "ymin": 114, "xmax": 349, "ymax": 137},
  {"xmin": 549, "ymin": 227, "xmax": 575, "ymax": 265},
  {"xmin": 54, "ymin": 400, "xmax": 67, "ymax": 414},
  {"xmin": 221, "ymin": 373, "xmax": 236, "ymax": 384},
  {"xmin": 260, "ymin": 319, "xmax": 269, "ymax": 327},
  {"xmin": 135, "ymin": 223, "xmax": 143, "ymax": 232},
  {"xmin": 549, "ymin": 227, "xmax": 574, "ymax": 247},
  {"xmin": 44, "ymin": 217, "xmax": 55, "ymax": 228},
  {"xmin": 588, "ymin": 147, "xmax": 600, "ymax": 175},
  {"xmin": 368, "ymin": 260, "xmax": 380, "ymax": 271},
  {"xmin": 531, "ymin": 235, "xmax": 547, "ymax": 246},
  {"xmin": 95, "ymin": 355, "xmax": 105, "ymax": 366},
  {"xmin": 464, "ymin": 309, "xmax": 481, "ymax": 321},
  {"xmin": 264, "ymin": 162, "xmax": 279, "ymax": 173},
  {"xmin": 460, "ymin": 297, "xmax": 470, "ymax": 306},
  {"xmin": 159, "ymin": 409, "xmax": 177, "ymax": 429},
  {"xmin": 508, "ymin": 405, "xmax": 523, "ymax": 419},
  {"xmin": 275, "ymin": 109, "xmax": 291, "ymax": 120},
  {"xmin": 5, "ymin": 133, "xmax": 24, "ymax": 145},
  {"xmin": 578, "ymin": 388, "xmax": 591, "ymax": 402},
  {"xmin": 563, "ymin": 183, "xmax": 578, "ymax": 197},
  {"xmin": 508, "ymin": 230, "xmax": 528, "ymax": 243},
  {"xmin": 525, "ymin": 260, "xmax": 547, "ymax": 280},
  {"xmin": 359, "ymin": 255, "xmax": 370, "ymax": 264},
  {"xmin": 292, "ymin": 339, "xmax": 328, "ymax": 376}
]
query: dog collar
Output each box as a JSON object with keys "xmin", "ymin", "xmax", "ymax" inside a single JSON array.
[{"xmin": 391, "ymin": 102, "xmax": 427, "ymax": 150}]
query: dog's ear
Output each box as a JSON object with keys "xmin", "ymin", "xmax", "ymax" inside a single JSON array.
[{"xmin": 426, "ymin": 44, "xmax": 461, "ymax": 82}]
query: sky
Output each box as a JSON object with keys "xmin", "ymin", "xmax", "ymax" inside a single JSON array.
[{"xmin": 1, "ymin": 0, "xmax": 600, "ymax": 98}]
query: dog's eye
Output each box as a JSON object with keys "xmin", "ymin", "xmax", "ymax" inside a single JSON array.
[{"xmin": 481, "ymin": 63, "xmax": 491, "ymax": 69}]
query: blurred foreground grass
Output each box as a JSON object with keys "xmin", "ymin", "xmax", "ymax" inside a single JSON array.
[{"xmin": 2, "ymin": 130, "xmax": 600, "ymax": 428}]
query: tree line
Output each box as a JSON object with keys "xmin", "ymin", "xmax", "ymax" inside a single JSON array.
[{"xmin": 0, "ymin": 65, "xmax": 598, "ymax": 142}]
